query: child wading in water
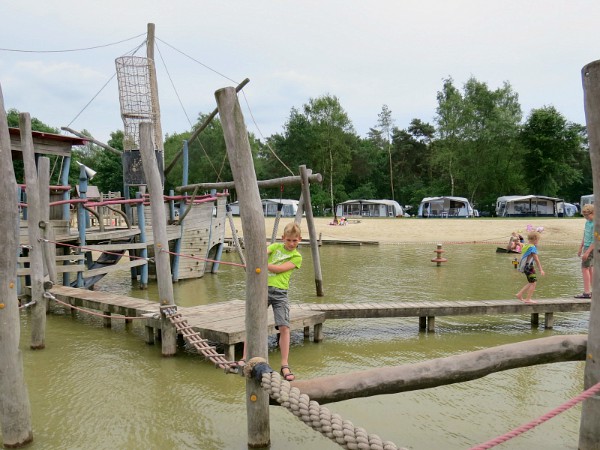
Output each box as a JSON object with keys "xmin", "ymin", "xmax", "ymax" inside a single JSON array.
[
  {"xmin": 576, "ymin": 204, "xmax": 594, "ymax": 299},
  {"xmin": 516, "ymin": 231, "xmax": 545, "ymax": 304},
  {"xmin": 238, "ymin": 222, "xmax": 302, "ymax": 381}
]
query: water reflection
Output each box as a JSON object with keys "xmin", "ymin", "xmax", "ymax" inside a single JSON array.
[{"xmin": 18, "ymin": 243, "xmax": 588, "ymax": 449}]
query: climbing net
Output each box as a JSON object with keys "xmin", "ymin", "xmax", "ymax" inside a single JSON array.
[{"xmin": 115, "ymin": 55, "xmax": 159, "ymax": 151}]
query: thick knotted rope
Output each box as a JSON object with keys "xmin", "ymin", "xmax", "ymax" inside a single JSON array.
[{"xmin": 260, "ymin": 370, "xmax": 406, "ymax": 450}]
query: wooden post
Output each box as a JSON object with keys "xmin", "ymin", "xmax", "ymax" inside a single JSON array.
[
  {"xmin": 20, "ymin": 113, "xmax": 47, "ymax": 349},
  {"xmin": 138, "ymin": 122, "xmax": 176, "ymax": 356},
  {"xmin": 38, "ymin": 157, "xmax": 57, "ymax": 284},
  {"xmin": 579, "ymin": 59, "xmax": 600, "ymax": 449},
  {"xmin": 299, "ymin": 165, "xmax": 324, "ymax": 296},
  {"xmin": 215, "ymin": 86, "xmax": 270, "ymax": 448},
  {"xmin": 0, "ymin": 83, "xmax": 33, "ymax": 448},
  {"xmin": 146, "ymin": 23, "xmax": 164, "ymax": 153}
]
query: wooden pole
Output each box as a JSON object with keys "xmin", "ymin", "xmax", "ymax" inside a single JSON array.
[
  {"xmin": 215, "ymin": 86, "xmax": 270, "ymax": 447},
  {"xmin": 38, "ymin": 157, "xmax": 57, "ymax": 284},
  {"xmin": 60, "ymin": 127, "xmax": 121, "ymax": 156},
  {"xmin": 291, "ymin": 335, "xmax": 588, "ymax": 404},
  {"xmin": 20, "ymin": 113, "xmax": 47, "ymax": 349},
  {"xmin": 146, "ymin": 23, "xmax": 164, "ymax": 153},
  {"xmin": 299, "ymin": 165, "xmax": 324, "ymax": 296},
  {"xmin": 176, "ymin": 172, "xmax": 322, "ymax": 193},
  {"xmin": 0, "ymin": 83, "xmax": 33, "ymax": 448},
  {"xmin": 579, "ymin": 59, "xmax": 600, "ymax": 449},
  {"xmin": 139, "ymin": 122, "xmax": 176, "ymax": 355},
  {"xmin": 164, "ymin": 78, "xmax": 250, "ymax": 177}
]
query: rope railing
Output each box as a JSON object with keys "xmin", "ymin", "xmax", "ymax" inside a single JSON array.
[
  {"xmin": 469, "ymin": 381, "xmax": 600, "ymax": 449},
  {"xmin": 237, "ymin": 358, "xmax": 406, "ymax": 450},
  {"xmin": 44, "ymin": 291, "xmax": 147, "ymax": 320},
  {"xmin": 161, "ymin": 306, "xmax": 238, "ymax": 372}
]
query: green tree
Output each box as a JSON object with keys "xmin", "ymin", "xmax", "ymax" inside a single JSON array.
[
  {"xmin": 268, "ymin": 96, "xmax": 357, "ymax": 214},
  {"xmin": 434, "ymin": 77, "xmax": 524, "ymax": 212},
  {"xmin": 376, "ymin": 105, "xmax": 395, "ymax": 200},
  {"xmin": 392, "ymin": 118, "xmax": 435, "ymax": 209},
  {"xmin": 7, "ymin": 108, "xmax": 60, "ymax": 183},
  {"xmin": 520, "ymin": 106, "xmax": 584, "ymax": 197}
]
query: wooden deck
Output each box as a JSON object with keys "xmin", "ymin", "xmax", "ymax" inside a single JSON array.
[{"xmin": 47, "ymin": 286, "xmax": 591, "ymax": 362}]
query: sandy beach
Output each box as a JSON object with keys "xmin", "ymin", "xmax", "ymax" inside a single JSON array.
[{"xmin": 226, "ymin": 216, "xmax": 586, "ymax": 246}]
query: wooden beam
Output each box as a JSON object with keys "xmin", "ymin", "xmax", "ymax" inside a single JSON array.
[
  {"xmin": 176, "ymin": 173, "xmax": 323, "ymax": 192},
  {"xmin": 139, "ymin": 122, "xmax": 176, "ymax": 356},
  {"xmin": 20, "ymin": 113, "xmax": 48, "ymax": 350},
  {"xmin": 164, "ymin": 78, "xmax": 250, "ymax": 177},
  {"xmin": 0, "ymin": 82, "xmax": 33, "ymax": 448},
  {"xmin": 216, "ymin": 85, "xmax": 270, "ymax": 447},
  {"xmin": 61, "ymin": 127, "xmax": 121, "ymax": 156},
  {"xmin": 579, "ymin": 59, "xmax": 600, "ymax": 449},
  {"xmin": 291, "ymin": 335, "xmax": 587, "ymax": 404}
]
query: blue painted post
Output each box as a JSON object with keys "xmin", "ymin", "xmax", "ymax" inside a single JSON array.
[
  {"xmin": 76, "ymin": 165, "xmax": 90, "ymax": 287},
  {"xmin": 136, "ymin": 193, "xmax": 148, "ymax": 289}
]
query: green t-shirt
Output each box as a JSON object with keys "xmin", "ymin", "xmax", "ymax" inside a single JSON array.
[{"xmin": 267, "ymin": 242, "xmax": 302, "ymax": 290}]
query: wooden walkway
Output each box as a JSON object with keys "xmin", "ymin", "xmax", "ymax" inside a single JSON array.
[{"xmin": 48, "ymin": 286, "xmax": 591, "ymax": 361}]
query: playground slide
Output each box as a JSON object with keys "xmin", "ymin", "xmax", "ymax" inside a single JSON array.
[{"xmin": 71, "ymin": 239, "xmax": 133, "ymax": 289}]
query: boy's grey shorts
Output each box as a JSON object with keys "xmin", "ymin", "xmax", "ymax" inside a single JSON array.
[{"xmin": 268, "ymin": 286, "xmax": 290, "ymax": 328}]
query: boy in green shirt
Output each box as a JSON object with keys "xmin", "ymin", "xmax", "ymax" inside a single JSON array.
[{"xmin": 239, "ymin": 222, "xmax": 302, "ymax": 381}]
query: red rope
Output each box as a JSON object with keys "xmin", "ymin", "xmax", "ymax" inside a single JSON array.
[{"xmin": 470, "ymin": 381, "xmax": 600, "ymax": 449}]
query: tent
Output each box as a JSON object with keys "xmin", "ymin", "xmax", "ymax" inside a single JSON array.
[
  {"xmin": 417, "ymin": 196, "xmax": 474, "ymax": 218},
  {"xmin": 564, "ymin": 203, "xmax": 578, "ymax": 217},
  {"xmin": 335, "ymin": 199, "xmax": 404, "ymax": 218},
  {"xmin": 495, "ymin": 195, "xmax": 564, "ymax": 217}
]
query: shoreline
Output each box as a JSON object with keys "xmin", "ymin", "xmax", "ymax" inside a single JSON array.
[{"xmin": 225, "ymin": 217, "xmax": 585, "ymax": 246}]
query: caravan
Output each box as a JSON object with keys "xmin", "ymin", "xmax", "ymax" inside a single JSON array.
[
  {"xmin": 229, "ymin": 199, "xmax": 299, "ymax": 217},
  {"xmin": 417, "ymin": 196, "xmax": 474, "ymax": 218},
  {"xmin": 495, "ymin": 195, "xmax": 564, "ymax": 217},
  {"xmin": 335, "ymin": 199, "xmax": 404, "ymax": 217},
  {"xmin": 581, "ymin": 194, "xmax": 594, "ymax": 208}
]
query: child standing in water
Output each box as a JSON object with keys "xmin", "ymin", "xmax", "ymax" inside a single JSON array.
[
  {"xmin": 516, "ymin": 231, "xmax": 545, "ymax": 304},
  {"xmin": 238, "ymin": 222, "xmax": 302, "ymax": 381},
  {"xmin": 575, "ymin": 204, "xmax": 594, "ymax": 299}
]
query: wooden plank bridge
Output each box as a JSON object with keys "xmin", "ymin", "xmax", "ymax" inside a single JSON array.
[{"xmin": 47, "ymin": 286, "xmax": 591, "ymax": 362}]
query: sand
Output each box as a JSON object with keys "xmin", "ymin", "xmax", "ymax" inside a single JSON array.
[{"xmin": 225, "ymin": 216, "xmax": 586, "ymax": 246}]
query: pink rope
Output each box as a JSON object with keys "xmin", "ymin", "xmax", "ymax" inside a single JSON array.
[
  {"xmin": 470, "ymin": 381, "xmax": 600, "ymax": 449},
  {"xmin": 50, "ymin": 295, "xmax": 147, "ymax": 320}
]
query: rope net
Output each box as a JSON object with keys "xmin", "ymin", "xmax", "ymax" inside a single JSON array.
[{"xmin": 115, "ymin": 55, "xmax": 159, "ymax": 151}]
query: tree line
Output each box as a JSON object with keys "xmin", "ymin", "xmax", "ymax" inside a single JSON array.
[{"xmin": 8, "ymin": 76, "xmax": 591, "ymax": 216}]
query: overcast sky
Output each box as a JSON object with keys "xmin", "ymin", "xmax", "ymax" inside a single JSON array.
[{"xmin": 1, "ymin": 1, "xmax": 599, "ymax": 146}]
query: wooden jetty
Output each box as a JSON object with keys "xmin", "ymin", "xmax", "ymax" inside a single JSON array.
[{"xmin": 47, "ymin": 285, "xmax": 590, "ymax": 361}]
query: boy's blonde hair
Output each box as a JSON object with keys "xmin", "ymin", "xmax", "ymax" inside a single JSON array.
[
  {"xmin": 283, "ymin": 222, "xmax": 302, "ymax": 238},
  {"xmin": 527, "ymin": 231, "xmax": 541, "ymax": 243},
  {"xmin": 582, "ymin": 204, "xmax": 594, "ymax": 215}
]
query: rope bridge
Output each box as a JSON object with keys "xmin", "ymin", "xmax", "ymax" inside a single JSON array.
[{"xmin": 161, "ymin": 305, "xmax": 238, "ymax": 372}]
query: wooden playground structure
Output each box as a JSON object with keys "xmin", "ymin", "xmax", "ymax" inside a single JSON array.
[{"xmin": 2, "ymin": 24, "xmax": 600, "ymax": 450}]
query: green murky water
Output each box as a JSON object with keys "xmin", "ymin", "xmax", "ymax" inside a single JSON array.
[{"xmin": 16, "ymin": 243, "xmax": 589, "ymax": 449}]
